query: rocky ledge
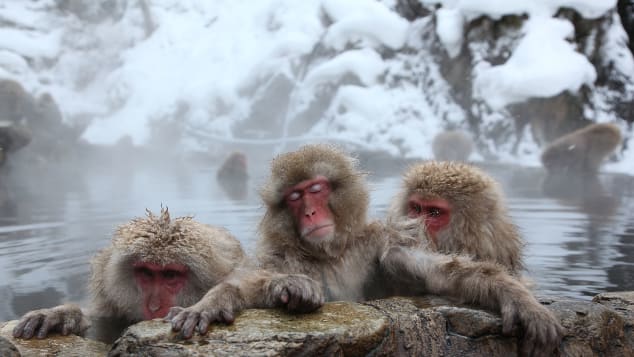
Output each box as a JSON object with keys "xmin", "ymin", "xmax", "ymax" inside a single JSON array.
[{"xmin": 1, "ymin": 292, "xmax": 632, "ymax": 356}]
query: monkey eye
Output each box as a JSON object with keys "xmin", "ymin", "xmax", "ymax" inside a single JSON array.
[
  {"xmin": 287, "ymin": 191, "xmax": 301, "ymax": 201},
  {"xmin": 134, "ymin": 267, "xmax": 153, "ymax": 279},
  {"xmin": 408, "ymin": 202, "xmax": 422, "ymax": 215},
  {"xmin": 426, "ymin": 207, "xmax": 443, "ymax": 217},
  {"xmin": 308, "ymin": 183, "xmax": 322, "ymax": 193},
  {"xmin": 162, "ymin": 270, "xmax": 181, "ymax": 280}
]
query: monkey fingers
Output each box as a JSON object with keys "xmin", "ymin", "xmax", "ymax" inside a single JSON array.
[
  {"xmin": 166, "ymin": 306, "xmax": 235, "ymax": 339},
  {"xmin": 268, "ymin": 274, "xmax": 324, "ymax": 313},
  {"xmin": 502, "ymin": 299, "xmax": 564, "ymax": 356},
  {"xmin": 13, "ymin": 309, "xmax": 61, "ymax": 339}
]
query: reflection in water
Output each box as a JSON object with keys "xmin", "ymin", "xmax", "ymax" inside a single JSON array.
[
  {"xmin": 11, "ymin": 287, "xmax": 64, "ymax": 317},
  {"xmin": 0, "ymin": 162, "xmax": 633, "ymax": 324}
]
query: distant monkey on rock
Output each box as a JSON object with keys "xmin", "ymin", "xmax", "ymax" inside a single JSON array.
[
  {"xmin": 431, "ymin": 130, "xmax": 474, "ymax": 161},
  {"xmin": 12, "ymin": 208, "xmax": 245, "ymax": 340},
  {"xmin": 387, "ymin": 161, "xmax": 524, "ymax": 275},
  {"xmin": 166, "ymin": 144, "xmax": 563, "ymax": 356},
  {"xmin": 540, "ymin": 123, "xmax": 622, "ymax": 174}
]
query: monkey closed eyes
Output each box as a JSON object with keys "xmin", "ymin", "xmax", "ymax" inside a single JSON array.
[
  {"xmin": 166, "ymin": 144, "xmax": 563, "ymax": 356},
  {"xmin": 12, "ymin": 208, "xmax": 245, "ymax": 340}
]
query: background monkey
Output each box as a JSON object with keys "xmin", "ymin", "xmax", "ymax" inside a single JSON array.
[
  {"xmin": 540, "ymin": 123, "xmax": 622, "ymax": 174},
  {"xmin": 12, "ymin": 208, "xmax": 245, "ymax": 340},
  {"xmin": 387, "ymin": 161, "xmax": 524, "ymax": 275},
  {"xmin": 431, "ymin": 130, "xmax": 474, "ymax": 162},
  {"xmin": 216, "ymin": 151, "xmax": 249, "ymax": 200},
  {"xmin": 166, "ymin": 144, "xmax": 563, "ymax": 356}
]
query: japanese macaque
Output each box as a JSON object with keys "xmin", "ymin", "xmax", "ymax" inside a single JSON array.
[
  {"xmin": 387, "ymin": 161, "xmax": 524, "ymax": 275},
  {"xmin": 540, "ymin": 123, "xmax": 622, "ymax": 174},
  {"xmin": 166, "ymin": 144, "xmax": 563, "ymax": 356},
  {"xmin": 12, "ymin": 208, "xmax": 245, "ymax": 340},
  {"xmin": 0, "ymin": 79, "xmax": 34, "ymax": 123},
  {"xmin": 0, "ymin": 121, "xmax": 32, "ymax": 166},
  {"xmin": 431, "ymin": 130, "xmax": 474, "ymax": 161},
  {"xmin": 216, "ymin": 151, "xmax": 249, "ymax": 199}
]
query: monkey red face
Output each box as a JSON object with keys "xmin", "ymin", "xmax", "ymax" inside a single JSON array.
[
  {"xmin": 284, "ymin": 176, "xmax": 335, "ymax": 242},
  {"xmin": 407, "ymin": 194, "xmax": 451, "ymax": 244},
  {"xmin": 133, "ymin": 262, "xmax": 189, "ymax": 320}
]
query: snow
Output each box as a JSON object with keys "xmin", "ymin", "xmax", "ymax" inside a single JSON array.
[
  {"xmin": 435, "ymin": 8, "xmax": 464, "ymax": 58},
  {"xmin": 0, "ymin": 0, "xmax": 632, "ymax": 173},
  {"xmin": 474, "ymin": 17, "xmax": 597, "ymax": 110},
  {"xmin": 304, "ymin": 48, "xmax": 385, "ymax": 87},
  {"xmin": 322, "ymin": 0, "xmax": 409, "ymax": 50},
  {"xmin": 421, "ymin": 0, "xmax": 617, "ymax": 20}
]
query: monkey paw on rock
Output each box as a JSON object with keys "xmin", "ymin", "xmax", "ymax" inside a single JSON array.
[
  {"xmin": 502, "ymin": 298, "xmax": 565, "ymax": 357},
  {"xmin": 12, "ymin": 304, "xmax": 90, "ymax": 339},
  {"xmin": 266, "ymin": 274, "xmax": 325, "ymax": 313},
  {"xmin": 165, "ymin": 303, "xmax": 237, "ymax": 339}
]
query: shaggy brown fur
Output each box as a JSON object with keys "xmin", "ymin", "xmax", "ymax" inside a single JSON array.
[
  {"xmin": 388, "ymin": 161, "xmax": 524, "ymax": 275},
  {"xmin": 541, "ymin": 123, "xmax": 621, "ymax": 174},
  {"xmin": 431, "ymin": 130, "xmax": 474, "ymax": 162},
  {"xmin": 167, "ymin": 144, "xmax": 563, "ymax": 356},
  {"xmin": 13, "ymin": 208, "xmax": 245, "ymax": 339}
]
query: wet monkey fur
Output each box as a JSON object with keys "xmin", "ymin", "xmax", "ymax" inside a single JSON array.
[
  {"xmin": 166, "ymin": 144, "xmax": 563, "ymax": 356},
  {"xmin": 388, "ymin": 161, "xmax": 524, "ymax": 275},
  {"xmin": 13, "ymin": 208, "xmax": 245, "ymax": 339}
]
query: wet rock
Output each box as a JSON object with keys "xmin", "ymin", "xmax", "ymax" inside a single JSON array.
[
  {"xmin": 593, "ymin": 291, "xmax": 634, "ymax": 351},
  {"xmin": 0, "ymin": 335, "xmax": 20, "ymax": 357},
  {"xmin": 109, "ymin": 302, "xmax": 388, "ymax": 356},
  {"xmin": 0, "ymin": 320, "xmax": 110, "ymax": 357},
  {"xmin": 2, "ymin": 293, "xmax": 634, "ymax": 356},
  {"xmin": 552, "ymin": 297, "xmax": 632, "ymax": 356}
]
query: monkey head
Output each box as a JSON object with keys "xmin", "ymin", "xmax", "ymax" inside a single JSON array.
[
  {"xmin": 90, "ymin": 208, "xmax": 244, "ymax": 321},
  {"xmin": 258, "ymin": 144, "xmax": 369, "ymax": 259},
  {"xmin": 389, "ymin": 161, "xmax": 524, "ymax": 273},
  {"xmin": 217, "ymin": 151, "xmax": 249, "ymax": 181}
]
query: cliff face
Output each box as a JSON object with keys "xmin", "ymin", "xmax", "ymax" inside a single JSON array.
[
  {"xmin": 1, "ymin": 292, "xmax": 633, "ymax": 356},
  {"xmin": 387, "ymin": 1, "xmax": 634, "ymax": 160},
  {"xmin": 1, "ymin": 1, "xmax": 632, "ymax": 163}
]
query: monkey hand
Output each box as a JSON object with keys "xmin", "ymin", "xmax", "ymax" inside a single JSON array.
[
  {"xmin": 165, "ymin": 305, "xmax": 235, "ymax": 340},
  {"xmin": 165, "ymin": 283, "xmax": 241, "ymax": 339},
  {"xmin": 12, "ymin": 304, "xmax": 90, "ymax": 339},
  {"xmin": 501, "ymin": 297, "xmax": 565, "ymax": 357},
  {"xmin": 385, "ymin": 217, "xmax": 428, "ymax": 248},
  {"xmin": 266, "ymin": 274, "xmax": 325, "ymax": 313}
]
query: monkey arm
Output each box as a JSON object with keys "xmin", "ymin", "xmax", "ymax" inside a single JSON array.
[
  {"xmin": 166, "ymin": 268, "xmax": 324, "ymax": 339},
  {"xmin": 380, "ymin": 246, "xmax": 564, "ymax": 356},
  {"xmin": 12, "ymin": 303, "xmax": 91, "ymax": 339}
]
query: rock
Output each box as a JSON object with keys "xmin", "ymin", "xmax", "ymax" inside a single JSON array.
[
  {"xmin": 0, "ymin": 335, "xmax": 20, "ymax": 357},
  {"xmin": 2, "ymin": 293, "xmax": 634, "ymax": 356},
  {"xmin": 109, "ymin": 302, "xmax": 388, "ymax": 356}
]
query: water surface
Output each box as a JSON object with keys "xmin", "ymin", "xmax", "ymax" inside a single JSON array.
[{"xmin": 0, "ymin": 160, "xmax": 632, "ymax": 322}]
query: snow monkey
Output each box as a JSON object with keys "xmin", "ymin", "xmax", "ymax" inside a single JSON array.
[
  {"xmin": 166, "ymin": 144, "xmax": 563, "ymax": 356},
  {"xmin": 216, "ymin": 151, "xmax": 249, "ymax": 200},
  {"xmin": 431, "ymin": 129, "xmax": 474, "ymax": 162},
  {"xmin": 387, "ymin": 161, "xmax": 524, "ymax": 275},
  {"xmin": 217, "ymin": 151, "xmax": 248, "ymax": 182},
  {"xmin": 12, "ymin": 208, "xmax": 245, "ymax": 340},
  {"xmin": 540, "ymin": 122, "xmax": 622, "ymax": 174}
]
